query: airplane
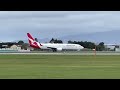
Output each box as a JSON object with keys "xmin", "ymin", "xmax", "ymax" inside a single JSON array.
[{"xmin": 27, "ymin": 33, "xmax": 84, "ymax": 52}]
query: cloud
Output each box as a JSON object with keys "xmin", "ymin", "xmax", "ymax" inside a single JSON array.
[{"xmin": 0, "ymin": 11, "xmax": 120, "ymax": 41}]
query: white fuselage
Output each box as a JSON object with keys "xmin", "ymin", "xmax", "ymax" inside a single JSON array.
[{"xmin": 40, "ymin": 43, "xmax": 84, "ymax": 51}]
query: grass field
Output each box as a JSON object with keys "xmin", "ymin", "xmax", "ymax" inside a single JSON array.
[{"xmin": 0, "ymin": 54, "xmax": 120, "ymax": 79}]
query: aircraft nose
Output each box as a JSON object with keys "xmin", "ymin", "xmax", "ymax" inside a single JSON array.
[
  {"xmin": 78, "ymin": 45, "xmax": 84, "ymax": 49},
  {"xmin": 80, "ymin": 46, "xmax": 84, "ymax": 49},
  {"xmin": 82, "ymin": 46, "xmax": 84, "ymax": 49}
]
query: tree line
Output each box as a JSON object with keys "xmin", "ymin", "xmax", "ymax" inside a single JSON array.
[
  {"xmin": 68, "ymin": 40, "xmax": 105, "ymax": 51},
  {"xmin": 49, "ymin": 38, "xmax": 105, "ymax": 51},
  {"xmin": 48, "ymin": 38, "xmax": 105, "ymax": 51},
  {"xmin": 49, "ymin": 38, "xmax": 63, "ymax": 43}
]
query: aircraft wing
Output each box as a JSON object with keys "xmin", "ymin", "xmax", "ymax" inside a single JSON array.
[{"xmin": 47, "ymin": 47, "xmax": 57, "ymax": 50}]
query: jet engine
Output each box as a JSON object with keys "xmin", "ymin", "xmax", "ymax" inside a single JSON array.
[{"xmin": 57, "ymin": 48, "xmax": 62, "ymax": 51}]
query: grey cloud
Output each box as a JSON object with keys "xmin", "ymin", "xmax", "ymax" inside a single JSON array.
[
  {"xmin": 0, "ymin": 11, "xmax": 78, "ymax": 19},
  {"xmin": 0, "ymin": 11, "xmax": 120, "ymax": 41}
]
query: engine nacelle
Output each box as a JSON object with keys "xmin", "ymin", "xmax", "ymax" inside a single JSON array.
[{"xmin": 57, "ymin": 48, "xmax": 62, "ymax": 51}]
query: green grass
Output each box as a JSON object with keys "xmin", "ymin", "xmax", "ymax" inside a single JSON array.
[{"xmin": 0, "ymin": 55, "xmax": 120, "ymax": 79}]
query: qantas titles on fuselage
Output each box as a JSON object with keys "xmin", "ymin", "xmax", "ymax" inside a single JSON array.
[{"xmin": 27, "ymin": 33, "xmax": 84, "ymax": 52}]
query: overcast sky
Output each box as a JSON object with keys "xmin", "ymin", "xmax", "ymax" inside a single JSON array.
[{"xmin": 0, "ymin": 11, "xmax": 120, "ymax": 42}]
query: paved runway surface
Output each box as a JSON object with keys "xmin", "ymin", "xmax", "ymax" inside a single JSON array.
[{"xmin": 0, "ymin": 52, "xmax": 120, "ymax": 55}]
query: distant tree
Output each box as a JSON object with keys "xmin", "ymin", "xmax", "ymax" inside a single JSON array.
[
  {"xmin": 21, "ymin": 43, "xmax": 29, "ymax": 50},
  {"xmin": 54, "ymin": 39, "xmax": 57, "ymax": 43},
  {"xmin": 58, "ymin": 40, "xmax": 63, "ymax": 43},
  {"xmin": 18, "ymin": 40, "xmax": 24, "ymax": 45},
  {"xmin": 68, "ymin": 40, "xmax": 73, "ymax": 44},
  {"xmin": 8, "ymin": 43, "xmax": 14, "ymax": 47},
  {"xmin": 67, "ymin": 40, "xmax": 96, "ymax": 49},
  {"xmin": 54, "ymin": 39, "xmax": 63, "ymax": 43},
  {"xmin": 49, "ymin": 38, "xmax": 63, "ymax": 43},
  {"xmin": 68, "ymin": 40, "xmax": 106, "ymax": 51},
  {"xmin": 0, "ymin": 44, "xmax": 2, "ymax": 48},
  {"xmin": 98, "ymin": 42, "xmax": 105, "ymax": 51},
  {"xmin": 49, "ymin": 38, "xmax": 55, "ymax": 43}
]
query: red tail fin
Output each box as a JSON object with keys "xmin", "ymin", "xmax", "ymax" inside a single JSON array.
[
  {"xmin": 27, "ymin": 33, "xmax": 41, "ymax": 48},
  {"xmin": 27, "ymin": 33, "xmax": 34, "ymax": 45},
  {"xmin": 27, "ymin": 33, "xmax": 34, "ymax": 41}
]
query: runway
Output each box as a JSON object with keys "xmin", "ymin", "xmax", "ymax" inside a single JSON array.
[{"xmin": 0, "ymin": 52, "xmax": 120, "ymax": 55}]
